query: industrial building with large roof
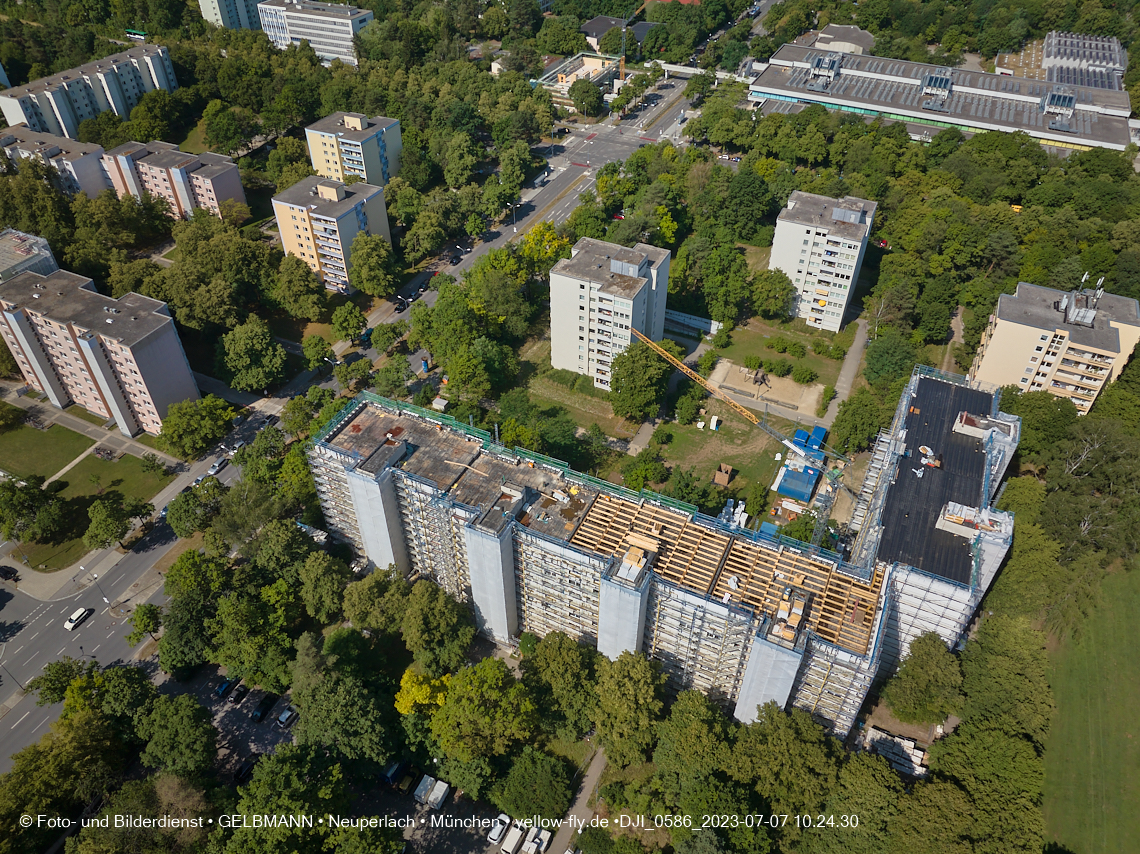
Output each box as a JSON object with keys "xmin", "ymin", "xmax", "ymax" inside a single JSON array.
[{"xmin": 310, "ymin": 368, "xmax": 1019, "ymax": 736}]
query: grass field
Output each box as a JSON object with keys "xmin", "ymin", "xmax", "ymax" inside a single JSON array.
[
  {"xmin": 20, "ymin": 453, "xmax": 176, "ymax": 571},
  {"xmin": 176, "ymin": 119, "xmax": 209, "ymax": 154},
  {"xmin": 0, "ymin": 406, "xmax": 95, "ymax": 480},
  {"xmin": 716, "ymin": 319, "xmax": 844, "ymax": 389},
  {"xmin": 65, "ymin": 406, "xmax": 109, "ymax": 427},
  {"xmin": 1043, "ymin": 569, "xmax": 1140, "ymax": 854}
]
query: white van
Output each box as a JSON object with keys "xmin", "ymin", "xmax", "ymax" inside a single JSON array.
[
  {"xmin": 64, "ymin": 607, "xmax": 91, "ymax": 631},
  {"xmin": 500, "ymin": 825, "xmax": 525, "ymax": 854}
]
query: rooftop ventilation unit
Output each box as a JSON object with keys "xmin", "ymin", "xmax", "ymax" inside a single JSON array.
[{"xmin": 805, "ymin": 53, "xmax": 840, "ymax": 92}]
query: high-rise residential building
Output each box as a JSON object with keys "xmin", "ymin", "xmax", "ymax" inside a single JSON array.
[
  {"xmin": 305, "ymin": 112, "xmax": 401, "ymax": 186},
  {"xmin": 0, "ymin": 125, "xmax": 112, "ymax": 197},
  {"xmin": 0, "ymin": 45, "xmax": 177, "ymax": 140},
  {"xmin": 549, "ymin": 238, "xmax": 669, "ymax": 389},
  {"xmin": 199, "ymin": 0, "xmax": 262, "ymax": 30},
  {"xmin": 769, "ymin": 191, "xmax": 875, "ymax": 333},
  {"xmin": 969, "ymin": 281, "xmax": 1140, "ymax": 413},
  {"xmin": 308, "ymin": 368, "xmax": 1018, "ymax": 736},
  {"xmin": 0, "ymin": 270, "xmax": 199, "ymax": 436},
  {"xmin": 257, "ymin": 0, "xmax": 374, "ymax": 66},
  {"xmin": 272, "ymin": 177, "xmax": 389, "ymax": 293},
  {"xmin": 0, "ymin": 61, "xmax": 10, "ymax": 89},
  {"xmin": 102, "ymin": 140, "xmax": 246, "ymax": 219},
  {"xmin": 0, "ymin": 230, "xmax": 59, "ymax": 284}
]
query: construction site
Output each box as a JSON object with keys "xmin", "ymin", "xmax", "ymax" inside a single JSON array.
[{"xmin": 309, "ymin": 365, "xmax": 1020, "ymax": 737}]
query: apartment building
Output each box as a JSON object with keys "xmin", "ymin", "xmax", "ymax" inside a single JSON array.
[
  {"xmin": 769, "ymin": 191, "xmax": 875, "ymax": 333},
  {"xmin": 0, "ymin": 125, "xmax": 111, "ymax": 197},
  {"xmin": 200, "ymin": 0, "xmax": 262, "ymax": 29},
  {"xmin": 549, "ymin": 238, "xmax": 669, "ymax": 389},
  {"xmin": 309, "ymin": 372, "xmax": 1018, "ymax": 736},
  {"xmin": 0, "ymin": 270, "xmax": 199, "ymax": 436},
  {"xmin": 305, "ymin": 112, "xmax": 401, "ymax": 186},
  {"xmin": 0, "ymin": 45, "xmax": 177, "ymax": 140},
  {"xmin": 257, "ymin": 0, "xmax": 374, "ymax": 66},
  {"xmin": 272, "ymin": 177, "xmax": 389, "ymax": 293},
  {"xmin": 102, "ymin": 140, "xmax": 246, "ymax": 219},
  {"xmin": 969, "ymin": 281, "xmax": 1140, "ymax": 413},
  {"xmin": 0, "ymin": 230, "xmax": 59, "ymax": 284}
]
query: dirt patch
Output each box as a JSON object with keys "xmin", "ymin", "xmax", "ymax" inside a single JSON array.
[{"xmin": 709, "ymin": 359, "xmax": 823, "ymax": 414}]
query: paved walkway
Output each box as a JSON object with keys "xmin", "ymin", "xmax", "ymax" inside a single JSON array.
[
  {"xmin": 550, "ymin": 747, "xmax": 607, "ymax": 854},
  {"xmin": 822, "ymin": 319, "xmax": 868, "ymax": 424},
  {"xmin": 44, "ymin": 445, "xmax": 94, "ymax": 485}
]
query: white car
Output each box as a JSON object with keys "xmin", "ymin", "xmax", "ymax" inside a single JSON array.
[
  {"xmin": 488, "ymin": 814, "xmax": 510, "ymax": 844},
  {"xmin": 64, "ymin": 607, "xmax": 92, "ymax": 631},
  {"xmin": 207, "ymin": 457, "xmax": 227, "ymax": 476}
]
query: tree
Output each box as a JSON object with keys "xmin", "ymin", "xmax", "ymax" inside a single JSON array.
[
  {"xmin": 594, "ymin": 651, "xmax": 664, "ymax": 768},
  {"xmin": 293, "ymin": 671, "xmax": 396, "ymax": 766},
  {"xmin": 863, "ymin": 331, "xmax": 917, "ymax": 387},
  {"xmin": 494, "ymin": 746, "xmax": 572, "ymax": 820},
  {"xmin": 332, "ymin": 302, "xmax": 368, "ymax": 343},
  {"xmin": 829, "ymin": 387, "xmax": 889, "ymax": 454},
  {"xmin": 158, "ymin": 395, "xmax": 235, "ymax": 459},
  {"xmin": 216, "ymin": 316, "xmax": 288, "ymax": 392},
  {"xmin": 140, "ymin": 452, "xmax": 166, "ymax": 475},
  {"xmin": 803, "ymin": 753, "xmax": 902, "ymax": 854},
  {"xmin": 752, "ymin": 269, "xmax": 795, "ymax": 319},
  {"xmin": 997, "ymin": 388, "xmax": 1078, "ymax": 459},
  {"xmin": 0, "ymin": 475, "xmax": 63, "ymax": 544},
  {"xmin": 521, "ymin": 631, "xmax": 598, "ymax": 739},
  {"xmin": 26, "ymin": 657, "xmax": 100, "ymax": 706},
  {"xmin": 881, "ymin": 632, "xmax": 963, "ymax": 725},
  {"xmin": 126, "ymin": 603, "xmax": 163, "ymax": 645},
  {"xmin": 394, "ymin": 667, "xmax": 450, "ymax": 715},
  {"xmin": 610, "ymin": 339, "xmax": 684, "ymax": 421},
  {"xmin": 431, "ymin": 657, "xmax": 537, "ymax": 762},
  {"xmin": 138, "ymin": 694, "xmax": 218, "ymax": 779},
  {"xmin": 401, "ymin": 580, "xmax": 476, "ymax": 676},
  {"xmin": 166, "ymin": 476, "xmax": 228, "ymax": 539},
  {"xmin": 569, "ymin": 79, "xmax": 603, "ymax": 116},
  {"xmin": 84, "ymin": 498, "xmax": 131, "ymax": 549},
  {"xmin": 298, "ymin": 551, "xmax": 352, "ymax": 623},
  {"xmin": 348, "ymin": 232, "xmax": 398, "ymax": 297},
  {"xmin": 302, "ymin": 333, "xmax": 333, "ymax": 369},
  {"xmin": 343, "ymin": 566, "xmax": 411, "ymax": 635},
  {"xmin": 653, "ymin": 690, "xmax": 731, "ymax": 797},
  {"xmin": 373, "ymin": 360, "xmax": 412, "ymax": 398},
  {"xmin": 274, "ymin": 255, "xmax": 326, "ymax": 321},
  {"xmin": 334, "ymin": 357, "xmax": 373, "ymax": 393}
]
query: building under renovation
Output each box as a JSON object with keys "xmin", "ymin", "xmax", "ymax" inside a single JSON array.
[{"xmin": 309, "ymin": 368, "xmax": 1019, "ymax": 736}]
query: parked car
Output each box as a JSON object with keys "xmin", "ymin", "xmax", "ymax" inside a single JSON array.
[
  {"xmin": 488, "ymin": 814, "xmax": 510, "ymax": 844},
  {"xmin": 251, "ymin": 693, "xmax": 278, "ymax": 722},
  {"xmin": 227, "ymin": 440, "xmax": 246, "ymax": 458},
  {"xmin": 207, "ymin": 457, "xmax": 227, "ymax": 476},
  {"xmin": 276, "ymin": 705, "xmax": 298, "ymax": 729},
  {"xmin": 397, "ymin": 767, "xmax": 419, "ymax": 795},
  {"xmin": 449, "ymin": 255, "xmax": 461, "ymax": 266},
  {"xmin": 228, "ymin": 684, "xmax": 249, "ymax": 705},
  {"xmin": 0, "ymin": 567, "xmax": 18, "ymax": 581},
  {"xmin": 235, "ymin": 755, "xmax": 259, "ymax": 783},
  {"xmin": 64, "ymin": 607, "xmax": 92, "ymax": 631},
  {"xmin": 192, "ymin": 475, "xmax": 205, "ymax": 487},
  {"xmin": 214, "ymin": 678, "xmax": 238, "ymax": 699}
]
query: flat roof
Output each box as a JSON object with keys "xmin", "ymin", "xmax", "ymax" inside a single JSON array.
[
  {"xmin": 306, "ymin": 112, "xmax": 398, "ymax": 140},
  {"xmin": 779, "ymin": 191, "xmax": 876, "ymax": 240},
  {"xmin": 552, "ymin": 238, "xmax": 667, "ymax": 299},
  {"xmin": 272, "ymin": 175, "xmax": 382, "ymax": 218},
  {"xmin": 0, "ymin": 45, "xmax": 168, "ymax": 99},
  {"xmin": 0, "ymin": 125, "xmax": 104, "ymax": 161},
  {"xmin": 0, "ymin": 230, "xmax": 53, "ymax": 280},
  {"xmin": 0, "ymin": 270, "xmax": 171, "ymax": 347},
  {"xmin": 257, "ymin": 0, "xmax": 372, "ymax": 18},
  {"xmin": 995, "ymin": 282, "xmax": 1140, "ymax": 352},
  {"xmin": 876, "ymin": 377, "xmax": 994, "ymax": 585},
  {"xmin": 750, "ymin": 44, "xmax": 1133, "ymax": 150}
]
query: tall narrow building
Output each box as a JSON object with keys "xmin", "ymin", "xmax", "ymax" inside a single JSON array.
[
  {"xmin": 199, "ymin": 0, "xmax": 262, "ymax": 29},
  {"xmin": 549, "ymin": 238, "xmax": 669, "ymax": 389},
  {"xmin": 0, "ymin": 270, "xmax": 199, "ymax": 436},
  {"xmin": 305, "ymin": 113, "xmax": 401, "ymax": 186},
  {"xmin": 769, "ymin": 191, "xmax": 875, "ymax": 332}
]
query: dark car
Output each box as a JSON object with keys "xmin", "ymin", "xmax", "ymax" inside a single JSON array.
[
  {"xmin": 214, "ymin": 678, "xmax": 238, "ymax": 699},
  {"xmin": 449, "ymin": 255, "xmax": 461, "ymax": 266},
  {"xmin": 0, "ymin": 567, "xmax": 17, "ymax": 581},
  {"xmin": 250, "ymin": 693, "xmax": 278, "ymax": 722},
  {"xmin": 235, "ymin": 755, "xmax": 260, "ymax": 784},
  {"xmin": 228, "ymin": 684, "xmax": 249, "ymax": 705}
]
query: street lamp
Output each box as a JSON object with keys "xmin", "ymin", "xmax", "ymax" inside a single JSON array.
[
  {"xmin": 0, "ymin": 657, "xmax": 24, "ymax": 690},
  {"xmin": 90, "ymin": 571, "xmax": 110, "ymax": 605}
]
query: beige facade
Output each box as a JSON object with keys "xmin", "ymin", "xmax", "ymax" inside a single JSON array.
[
  {"xmin": 272, "ymin": 177, "xmax": 390, "ymax": 293},
  {"xmin": 970, "ymin": 282, "xmax": 1140, "ymax": 412},
  {"xmin": 0, "ymin": 270, "xmax": 199, "ymax": 436},
  {"xmin": 102, "ymin": 140, "xmax": 245, "ymax": 219},
  {"xmin": 305, "ymin": 112, "xmax": 401, "ymax": 186}
]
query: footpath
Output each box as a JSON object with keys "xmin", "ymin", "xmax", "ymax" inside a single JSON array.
[{"xmin": 550, "ymin": 747, "xmax": 607, "ymax": 854}]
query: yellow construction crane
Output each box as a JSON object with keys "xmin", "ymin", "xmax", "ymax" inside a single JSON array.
[
  {"xmin": 619, "ymin": 0, "xmax": 649, "ymax": 80},
  {"xmin": 629, "ymin": 328, "xmax": 855, "ymax": 546}
]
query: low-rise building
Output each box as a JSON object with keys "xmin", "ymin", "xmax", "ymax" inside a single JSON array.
[
  {"xmin": 199, "ymin": 0, "xmax": 262, "ymax": 30},
  {"xmin": 0, "ymin": 270, "xmax": 199, "ymax": 436},
  {"xmin": 550, "ymin": 237, "xmax": 669, "ymax": 389},
  {"xmin": 257, "ymin": 0, "xmax": 374, "ymax": 66},
  {"xmin": 102, "ymin": 140, "xmax": 246, "ymax": 219},
  {"xmin": 970, "ymin": 281, "xmax": 1140, "ymax": 412},
  {"xmin": 0, "ymin": 125, "xmax": 111, "ymax": 197},
  {"xmin": 769, "ymin": 191, "xmax": 875, "ymax": 332},
  {"xmin": 272, "ymin": 177, "xmax": 389, "ymax": 293},
  {"xmin": 0, "ymin": 45, "xmax": 177, "ymax": 140},
  {"xmin": 579, "ymin": 16, "xmax": 660, "ymax": 52},
  {"xmin": 1041, "ymin": 31, "xmax": 1127, "ymax": 90},
  {"xmin": 0, "ymin": 230, "xmax": 58, "ymax": 284},
  {"xmin": 305, "ymin": 112, "xmax": 401, "ymax": 186},
  {"xmin": 536, "ymin": 53, "xmax": 621, "ymax": 111}
]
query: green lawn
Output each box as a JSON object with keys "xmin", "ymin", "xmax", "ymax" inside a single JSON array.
[
  {"xmin": 0, "ymin": 408, "xmax": 95, "ymax": 480},
  {"xmin": 65, "ymin": 405, "xmax": 109, "ymax": 427},
  {"xmin": 134, "ymin": 433, "xmax": 163, "ymax": 451},
  {"xmin": 176, "ymin": 119, "xmax": 209, "ymax": 154},
  {"xmin": 1043, "ymin": 569, "xmax": 1140, "ymax": 854},
  {"xmin": 716, "ymin": 319, "xmax": 844, "ymax": 389},
  {"xmin": 19, "ymin": 453, "xmax": 176, "ymax": 571},
  {"xmin": 657, "ymin": 397, "xmax": 784, "ymax": 491}
]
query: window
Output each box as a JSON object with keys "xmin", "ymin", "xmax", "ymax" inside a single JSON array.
[
  {"xmin": 1040, "ymin": 334, "xmax": 1049, "ymax": 341},
  {"xmin": 1035, "ymin": 346, "xmax": 1043, "ymax": 352}
]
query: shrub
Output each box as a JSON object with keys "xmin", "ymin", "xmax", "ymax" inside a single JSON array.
[
  {"xmin": 763, "ymin": 358, "xmax": 792, "ymax": 377},
  {"xmin": 766, "ymin": 336, "xmax": 789, "ymax": 353},
  {"xmin": 651, "ymin": 425, "xmax": 673, "ymax": 445},
  {"xmin": 792, "ymin": 364, "xmax": 818, "ymax": 384},
  {"xmin": 786, "ymin": 341, "xmax": 807, "ymax": 359},
  {"xmin": 547, "ymin": 368, "xmax": 579, "ymax": 389},
  {"xmin": 829, "ymin": 344, "xmax": 847, "ymax": 360},
  {"xmin": 675, "ymin": 395, "xmax": 701, "ymax": 424},
  {"xmin": 812, "ymin": 339, "xmax": 831, "ymax": 355},
  {"xmin": 697, "ymin": 349, "xmax": 719, "ymax": 377},
  {"xmin": 744, "ymin": 355, "xmax": 762, "ymax": 371},
  {"xmin": 816, "ymin": 385, "xmax": 837, "ymax": 417},
  {"xmin": 711, "ymin": 326, "xmax": 732, "ymax": 348}
]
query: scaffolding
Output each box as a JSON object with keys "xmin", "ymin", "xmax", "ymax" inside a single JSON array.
[{"xmin": 512, "ymin": 527, "xmax": 608, "ymax": 644}]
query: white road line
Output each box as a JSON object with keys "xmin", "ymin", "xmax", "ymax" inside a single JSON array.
[
  {"xmin": 22, "ymin": 651, "xmax": 37, "ymax": 666},
  {"xmin": 9, "ymin": 710, "xmax": 29, "ymax": 729},
  {"xmin": 91, "ymin": 644, "xmax": 100, "ymax": 653},
  {"xmin": 31, "ymin": 716, "xmax": 48, "ymax": 733},
  {"xmin": 12, "ymin": 646, "xmax": 22, "ymax": 655},
  {"xmin": 56, "ymin": 646, "xmax": 66, "ymax": 655},
  {"xmin": 106, "ymin": 631, "xmax": 114, "ymax": 638},
  {"xmin": 44, "ymin": 619, "xmax": 53, "ymax": 627},
  {"xmin": 101, "ymin": 607, "xmax": 108, "ymax": 615},
  {"xmin": 29, "ymin": 632, "xmax": 39, "ymax": 641},
  {"xmin": 61, "ymin": 606, "xmax": 71, "ymax": 614}
]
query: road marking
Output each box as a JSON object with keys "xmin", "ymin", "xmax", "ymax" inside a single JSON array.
[
  {"xmin": 31, "ymin": 716, "xmax": 48, "ymax": 733},
  {"xmin": 44, "ymin": 619, "xmax": 53, "ymax": 627},
  {"xmin": 101, "ymin": 607, "xmax": 108, "ymax": 615},
  {"xmin": 9, "ymin": 710, "xmax": 29, "ymax": 729},
  {"xmin": 91, "ymin": 644, "xmax": 100, "ymax": 653},
  {"xmin": 12, "ymin": 646, "xmax": 22, "ymax": 655},
  {"xmin": 29, "ymin": 632, "xmax": 38, "ymax": 640},
  {"xmin": 106, "ymin": 631, "xmax": 114, "ymax": 638},
  {"xmin": 22, "ymin": 651, "xmax": 37, "ymax": 666},
  {"xmin": 57, "ymin": 646, "xmax": 66, "ymax": 655},
  {"xmin": 61, "ymin": 606, "xmax": 70, "ymax": 614}
]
